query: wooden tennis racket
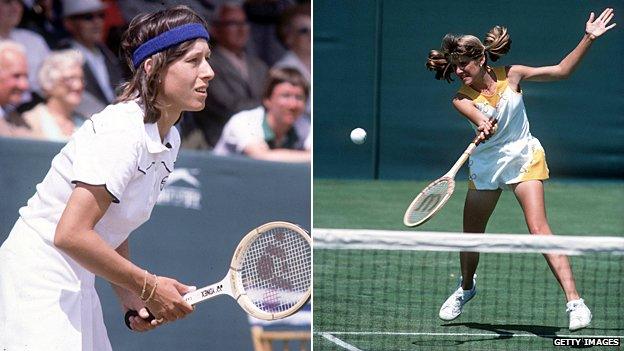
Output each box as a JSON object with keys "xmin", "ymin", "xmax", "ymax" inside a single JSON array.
[
  {"xmin": 125, "ymin": 221, "xmax": 311, "ymax": 329},
  {"xmin": 403, "ymin": 118, "xmax": 496, "ymax": 227}
]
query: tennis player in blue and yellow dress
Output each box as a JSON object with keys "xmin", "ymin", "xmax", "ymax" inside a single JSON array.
[
  {"xmin": 426, "ymin": 8, "xmax": 616, "ymax": 331},
  {"xmin": 0, "ymin": 6, "xmax": 214, "ymax": 350}
]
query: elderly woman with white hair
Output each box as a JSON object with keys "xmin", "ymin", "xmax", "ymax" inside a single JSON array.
[{"xmin": 22, "ymin": 49, "xmax": 85, "ymax": 142}]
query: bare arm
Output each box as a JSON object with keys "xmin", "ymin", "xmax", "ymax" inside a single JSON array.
[
  {"xmin": 54, "ymin": 183, "xmax": 193, "ymax": 323},
  {"xmin": 508, "ymin": 8, "xmax": 616, "ymax": 84},
  {"xmin": 452, "ymin": 95, "xmax": 496, "ymax": 141},
  {"xmin": 243, "ymin": 142, "xmax": 311, "ymax": 163},
  {"xmin": 54, "ymin": 184, "xmax": 143, "ymax": 291},
  {"xmin": 111, "ymin": 240, "xmax": 158, "ymax": 331}
]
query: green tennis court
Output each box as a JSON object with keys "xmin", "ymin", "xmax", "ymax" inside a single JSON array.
[
  {"xmin": 313, "ymin": 179, "xmax": 624, "ymax": 350},
  {"xmin": 314, "ymin": 179, "xmax": 624, "ymax": 235}
]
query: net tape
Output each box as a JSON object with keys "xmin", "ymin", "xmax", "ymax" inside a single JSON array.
[
  {"xmin": 314, "ymin": 228, "xmax": 624, "ymax": 255},
  {"xmin": 313, "ymin": 229, "xmax": 624, "ymax": 350}
]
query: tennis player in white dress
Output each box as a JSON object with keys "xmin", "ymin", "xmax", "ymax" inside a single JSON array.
[
  {"xmin": 425, "ymin": 8, "xmax": 615, "ymax": 331},
  {"xmin": 0, "ymin": 6, "xmax": 214, "ymax": 350}
]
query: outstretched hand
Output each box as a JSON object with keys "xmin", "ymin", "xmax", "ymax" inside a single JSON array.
[{"xmin": 586, "ymin": 8, "xmax": 616, "ymax": 39}]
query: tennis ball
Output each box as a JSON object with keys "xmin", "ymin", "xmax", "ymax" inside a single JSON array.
[{"xmin": 350, "ymin": 128, "xmax": 367, "ymax": 145}]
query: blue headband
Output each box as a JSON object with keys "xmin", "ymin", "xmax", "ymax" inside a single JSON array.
[{"xmin": 132, "ymin": 23, "xmax": 210, "ymax": 69}]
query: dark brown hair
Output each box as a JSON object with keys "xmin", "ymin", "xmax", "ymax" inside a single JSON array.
[
  {"xmin": 117, "ymin": 5, "xmax": 209, "ymax": 123},
  {"xmin": 263, "ymin": 67, "xmax": 309, "ymax": 101},
  {"xmin": 426, "ymin": 26, "xmax": 511, "ymax": 83}
]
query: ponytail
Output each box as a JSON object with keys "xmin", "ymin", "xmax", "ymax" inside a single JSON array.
[
  {"xmin": 484, "ymin": 25, "xmax": 511, "ymax": 62},
  {"xmin": 426, "ymin": 26, "xmax": 511, "ymax": 82},
  {"xmin": 426, "ymin": 34, "xmax": 462, "ymax": 83}
]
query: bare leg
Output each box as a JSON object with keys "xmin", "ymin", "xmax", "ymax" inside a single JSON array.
[
  {"xmin": 461, "ymin": 188, "xmax": 501, "ymax": 289},
  {"xmin": 511, "ymin": 180, "xmax": 580, "ymax": 301}
]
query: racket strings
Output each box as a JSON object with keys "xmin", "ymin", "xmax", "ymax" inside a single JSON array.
[
  {"xmin": 240, "ymin": 227, "xmax": 311, "ymax": 314},
  {"xmin": 406, "ymin": 179, "xmax": 453, "ymax": 224}
]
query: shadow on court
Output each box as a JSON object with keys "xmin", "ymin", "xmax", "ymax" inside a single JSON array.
[
  {"xmin": 410, "ymin": 322, "xmax": 560, "ymax": 349},
  {"xmin": 443, "ymin": 321, "xmax": 561, "ymax": 338}
]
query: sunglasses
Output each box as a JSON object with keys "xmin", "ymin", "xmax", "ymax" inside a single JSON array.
[{"xmin": 71, "ymin": 12, "xmax": 105, "ymax": 21}]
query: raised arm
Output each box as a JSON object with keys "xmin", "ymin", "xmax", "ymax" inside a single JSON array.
[{"xmin": 508, "ymin": 8, "xmax": 616, "ymax": 84}]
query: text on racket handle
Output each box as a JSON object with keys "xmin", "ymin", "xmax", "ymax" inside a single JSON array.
[{"xmin": 184, "ymin": 279, "xmax": 230, "ymax": 305}]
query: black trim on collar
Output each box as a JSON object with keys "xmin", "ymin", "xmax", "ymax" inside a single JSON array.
[
  {"xmin": 138, "ymin": 161, "xmax": 156, "ymax": 174},
  {"xmin": 88, "ymin": 119, "xmax": 96, "ymax": 133},
  {"xmin": 161, "ymin": 161, "xmax": 172, "ymax": 173}
]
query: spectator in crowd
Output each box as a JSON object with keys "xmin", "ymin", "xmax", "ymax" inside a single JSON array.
[
  {"xmin": 0, "ymin": 0, "xmax": 51, "ymax": 98},
  {"xmin": 183, "ymin": 1, "xmax": 268, "ymax": 149},
  {"xmin": 22, "ymin": 49, "xmax": 85, "ymax": 142},
  {"xmin": 0, "ymin": 40, "xmax": 33, "ymax": 138},
  {"xmin": 20, "ymin": 0, "xmax": 68, "ymax": 49},
  {"xmin": 243, "ymin": 0, "xmax": 294, "ymax": 66},
  {"xmin": 60, "ymin": 0, "xmax": 122, "ymax": 119},
  {"xmin": 116, "ymin": 0, "xmax": 213, "ymax": 24},
  {"xmin": 274, "ymin": 3, "xmax": 310, "ymax": 83},
  {"xmin": 214, "ymin": 67, "xmax": 310, "ymax": 163},
  {"xmin": 100, "ymin": 0, "xmax": 127, "ymax": 58},
  {"xmin": 273, "ymin": 2, "xmax": 310, "ymax": 118}
]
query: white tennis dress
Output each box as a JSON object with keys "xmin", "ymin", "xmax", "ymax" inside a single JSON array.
[
  {"xmin": 0, "ymin": 100, "xmax": 179, "ymax": 350},
  {"xmin": 457, "ymin": 66, "xmax": 549, "ymax": 190}
]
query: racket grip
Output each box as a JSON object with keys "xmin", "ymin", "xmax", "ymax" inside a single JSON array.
[{"xmin": 124, "ymin": 309, "xmax": 155, "ymax": 330}]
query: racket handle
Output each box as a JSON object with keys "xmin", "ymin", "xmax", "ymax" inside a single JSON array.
[
  {"xmin": 473, "ymin": 117, "xmax": 498, "ymax": 146},
  {"xmin": 124, "ymin": 309, "xmax": 155, "ymax": 330}
]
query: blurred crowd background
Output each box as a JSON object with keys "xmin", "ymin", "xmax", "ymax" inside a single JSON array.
[{"xmin": 0, "ymin": 0, "xmax": 310, "ymax": 163}]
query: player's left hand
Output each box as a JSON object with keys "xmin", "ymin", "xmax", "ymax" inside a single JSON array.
[
  {"xmin": 586, "ymin": 8, "xmax": 616, "ymax": 39},
  {"xmin": 126, "ymin": 307, "xmax": 159, "ymax": 332}
]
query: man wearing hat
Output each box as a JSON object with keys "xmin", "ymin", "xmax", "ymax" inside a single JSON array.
[{"xmin": 59, "ymin": 0, "xmax": 122, "ymax": 119}]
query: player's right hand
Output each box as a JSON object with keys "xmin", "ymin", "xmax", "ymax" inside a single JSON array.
[
  {"xmin": 477, "ymin": 118, "xmax": 497, "ymax": 141},
  {"xmin": 144, "ymin": 276, "xmax": 196, "ymax": 325}
]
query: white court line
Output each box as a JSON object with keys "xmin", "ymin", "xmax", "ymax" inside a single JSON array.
[
  {"xmin": 319, "ymin": 332, "xmax": 365, "ymax": 351},
  {"xmin": 316, "ymin": 331, "xmax": 624, "ymax": 338}
]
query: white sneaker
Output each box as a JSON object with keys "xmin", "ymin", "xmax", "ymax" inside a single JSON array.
[
  {"xmin": 567, "ymin": 298, "xmax": 592, "ymax": 331},
  {"xmin": 439, "ymin": 275, "xmax": 476, "ymax": 321}
]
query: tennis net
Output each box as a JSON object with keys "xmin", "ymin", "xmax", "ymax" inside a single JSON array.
[{"xmin": 313, "ymin": 229, "xmax": 624, "ymax": 351}]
